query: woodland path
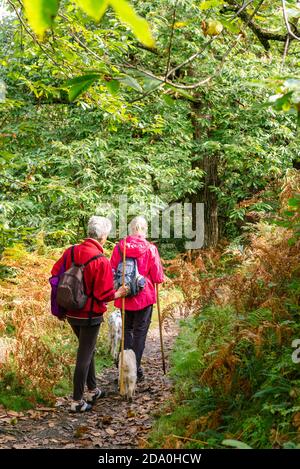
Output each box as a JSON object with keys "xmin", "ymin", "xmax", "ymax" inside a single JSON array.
[{"xmin": 0, "ymin": 321, "xmax": 178, "ymax": 449}]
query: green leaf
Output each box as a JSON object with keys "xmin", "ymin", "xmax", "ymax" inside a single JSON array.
[
  {"xmin": 165, "ymin": 84, "xmax": 197, "ymax": 102},
  {"xmin": 222, "ymin": 439, "xmax": 252, "ymax": 449},
  {"xmin": 272, "ymin": 92, "xmax": 293, "ymax": 112},
  {"xmin": 220, "ymin": 18, "xmax": 241, "ymax": 34},
  {"xmin": 286, "ymin": 5, "xmax": 300, "ymax": 19},
  {"xmin": 109, "ymin": 0, "xmax": 155, "ymax": 48},
  {"xmin": 23, "ymin": 0, "xmax": 60, "ymax": 36},
  {"xmin": 288, "ymin": 197, "xmax": 300, "ymax": 207},
  {"xmin": 65, "ymin": 74, "xmax": 100, "ymax": 86},
  {"xmin": 120, "ymin": 76, "xmax": 143, "ymax": 93},
  {"xmin": 74, "ymin": 0, "xmax": 108, "ymax": 21},
  {"xmin": 105, "ymin": 79, "xmax": 120, "ymax": 95},
  {"xmin": 162, "ymin": 94, "xmax": 174, "ymax": 106},
  {"xmin": 199, "ymin": 0, "xmax": 225, "ymax": 11},
  {"xmin": 66, "ymin": 74, "xmax": 100, "ymax": 101}
]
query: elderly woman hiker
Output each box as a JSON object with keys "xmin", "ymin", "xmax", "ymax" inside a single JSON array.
[
  {"xmin": 51, "ymin": 216, "xmax": 127, "ymax": 412},
  {"xmin": 110, "ymin": 216, "xmax": 164, "ymax": 382}
]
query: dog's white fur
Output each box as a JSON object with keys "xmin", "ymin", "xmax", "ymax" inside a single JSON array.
[
  {"xmin": 108, "ymin": 310, "xmax": 122, "ymax": 362},
  {"xmin": 119, "ymin": 349, "xmax": 137, "ymax": 401}
]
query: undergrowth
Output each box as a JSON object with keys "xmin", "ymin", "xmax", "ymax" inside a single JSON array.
[
  {"xmin": 0, "ymin": 243, "xmax": 113, "ymax": 410},
  {"xmin": 146, "ymin": 170, "xmax": 300, "ymax": 449}
]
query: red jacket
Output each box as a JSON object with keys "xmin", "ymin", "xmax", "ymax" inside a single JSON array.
[
  {"xmin": 110, "ymin": 235, "xmax": 164, "ymax": 311},
  {"xmin": 51, "ymin": 239, "xmax": 115, "ymax": 319}
]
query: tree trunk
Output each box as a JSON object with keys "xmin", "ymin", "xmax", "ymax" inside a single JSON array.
[{"xmin": 190, "ymin": 101, "xmax": 219, "ymax": 248}]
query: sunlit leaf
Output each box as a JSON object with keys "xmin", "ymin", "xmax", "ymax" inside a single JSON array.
[
  {"xmin": 74, "ymin": 0, "xmax": 108, "ymax": 21},
  {"xmin": 199, "ymin": 0, "xmax": 225, "ymax": 10},
  {"xmin": 23, "ymin": 0, "xmax": 60, "ymax": 37},
  {"xmin": 109, "ymin": 0, "xmax": 155, "ymax": 48},
  {"xmin": 286, "ymin": 5, "xmax": 300, "ymax": 19}
]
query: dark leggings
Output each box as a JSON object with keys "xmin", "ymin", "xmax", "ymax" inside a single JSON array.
[
  {"xmin": 124, "ymin": 305, "xmax": 153, "ymax": 371},
  {"xmin": 70, "ymin": 324, "xmax": 100, "ymax": 401}
]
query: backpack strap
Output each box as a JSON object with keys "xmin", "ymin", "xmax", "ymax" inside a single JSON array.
[
  {"xmin": 71, "ymin": 245, "xmax": 75, "ymax": 265},
  {"xmin": 84, "ymin": 254, "xmax": 104, "ymax": 267},
  {"xmin": 117, "ymin": 243, "xmax": 122, "ymax": 258},
  {"xmin": 84, "ymin": 253, "xmax": 104, "ymax": 324},
  {"xmin": 89, "ymin": 278, "xmax": 96, "ymax": 326}
]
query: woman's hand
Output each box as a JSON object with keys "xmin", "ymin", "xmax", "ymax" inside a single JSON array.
[{"xmin": 114, "ymin": 285, "xmax": 129, "ymax": 299}]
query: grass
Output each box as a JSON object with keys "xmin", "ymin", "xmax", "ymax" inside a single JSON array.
[{"xmin": 0, "ymin": 369, "xmax": 45, "ymax": 411}]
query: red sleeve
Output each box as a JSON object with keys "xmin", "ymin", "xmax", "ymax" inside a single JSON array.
[
  {"xmin": 51, "ymin": 247, "xmax": 70, "ymax": 276},
  {"xmin": 149, "ymin": 245, "xmax": 164, "ymax": 284},
  {"xmin": 93, "ymin": 257, "xmax": 116, "ymax": 303},
  {"xmin": 110, "ymin": 245, "xmax": 120, "ymax": 272}
]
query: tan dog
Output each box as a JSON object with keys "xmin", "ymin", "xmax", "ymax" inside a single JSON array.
[{"xmin": 119, "ymin": 349, "xmax": 137, "ymax": 401}]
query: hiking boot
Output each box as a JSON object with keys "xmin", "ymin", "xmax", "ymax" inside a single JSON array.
[
  {"xmin": 86, "ymin": 387, "xmax": 106, "ymax": 404},
  {"xmin": 137, "ymin": 368, "xmax": 144, "ymax": 383},
  {"xmin": 70, "ymin": 400, "xmax": 92, "ymax": 413}
]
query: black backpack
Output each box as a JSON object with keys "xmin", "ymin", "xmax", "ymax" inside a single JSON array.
[{"xmin": 56, "ymin": 245, "xmax": 103, "ymax": 311}]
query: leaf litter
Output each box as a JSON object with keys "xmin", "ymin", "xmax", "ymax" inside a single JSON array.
[{"xmin": 0, "ymin": 320, "xmax": 178, "ymax": 448}]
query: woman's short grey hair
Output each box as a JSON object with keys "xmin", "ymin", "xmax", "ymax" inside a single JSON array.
[
  {"xmin": 87, "ymin": 216, "xmax": 112, "ymax": 240},
  {"xmin": 128, "ymin": 216, "xmax": 148, "ymax": 237}
]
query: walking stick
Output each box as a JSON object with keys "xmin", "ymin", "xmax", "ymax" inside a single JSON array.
[
  {"xmin": 156, "ymin": 283, "xmax": 166, "ymax": 374},
  {"xmin": 119, "ymin": 238, "xmax": 126, "ymax": 395}
]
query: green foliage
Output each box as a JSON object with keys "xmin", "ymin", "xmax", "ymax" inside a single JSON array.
[
  {"xmin": 21, "ymin": 0, "xmax": 155, "ymax": 47},
  {"xmin": 149, "ymin": 276, "xmax": 300, "ymax": 449},
  {"xmin": 23, "ymin": 0, "xmax": 60, "ymax": 37},
  {"xmin": 109, "ymin": 0, "xmax": 155, "ymax": 48},
  {"xmin": 66, "ymin": 74, "xmax": 102, "ymax": 101},
  {"xmin": 277, "ymin": 194, "xmax": 300, "ymax": 242},
  {"xmin": 1, "ymin": 0, "xmax": 299, "ymax": 252},
  {"xmin": 222, "ymin": 439, "xmax": 252, "ymax": 449},
  {"xmin": 74, "ymin": 0, "xmax": 108, "ymax": 21},
  {"xmin": 0, "ymin": 369, "xmax": 44, "ymax": 411}
]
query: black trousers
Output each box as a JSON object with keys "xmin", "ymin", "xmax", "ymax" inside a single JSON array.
[
  {"xmin": 70, "ymin": 323, "xmax": 100, "ymax": 401},
  {"xmin": 124, "ymin": 305, "xmax": 153, "ymax": 371}
]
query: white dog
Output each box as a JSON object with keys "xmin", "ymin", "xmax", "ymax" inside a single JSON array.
[
  {"xmin": 108, "ymin": 310, "xmax": 122, "ymax": 362},
  {"xmin": 119, "ymin": 349, "xmax": 137, "ymax": 401}
]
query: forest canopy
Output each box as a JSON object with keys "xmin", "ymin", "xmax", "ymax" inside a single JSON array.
[{"xmin": 1, "ymin": 0, "xmax": 300, "ymax": 251}]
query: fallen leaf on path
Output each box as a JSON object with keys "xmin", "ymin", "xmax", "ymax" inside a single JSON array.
[
  {"xmin": 98, "ymin": 415, "xmax": 112, "ymax": 426},
  {"xmin": 27, "ymin": 410, "xmax": 42, "ymax": 419},
  {"xmin": 36, "ymin": 407, "xmax": 57, "ymax": 412},
  {"xmin": 78, "ymin": 438, "xmax": 92, "ymax": 447},
  {"xmin": 74, "ymin": 426, "xmax": 88, "ymax": 438},
  {"xmin": 0, "ymin": 435, "xmax": 17, "ymax": 442},
  {"xmin": 105, "ymin": 428, "xmax": 116, "ymax": 436},
  {"xmin": 90, "ymin": 431, "xmax": 102, "ymax": 437},
  {"xmin": 64, "ymin": 443, "xmax": 76, "ymax": 449},
  {"xmin": 7, "ymin": 411, "xmax": 19, "ymax": 417}
]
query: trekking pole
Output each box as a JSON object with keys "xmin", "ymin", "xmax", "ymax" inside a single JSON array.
[
  {"xmin": 156, "ymin": 283, "xmax": 166, "ymax": 374},
  {"xmin": 119, "ymin": 238, "xmax": 126, "ymax": 395}
]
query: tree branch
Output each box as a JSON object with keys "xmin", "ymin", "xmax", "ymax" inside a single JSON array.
[
  {"xmin": 282, "ymin": 0, "xmax": 300, "ymax": 41},
  {"xmin": 165, "ymin": 1, "xmax": 178, "ymax": 78},
  {"xmin": 223, "ymin": 0, "xmax": 290, "ymax": 50}
]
